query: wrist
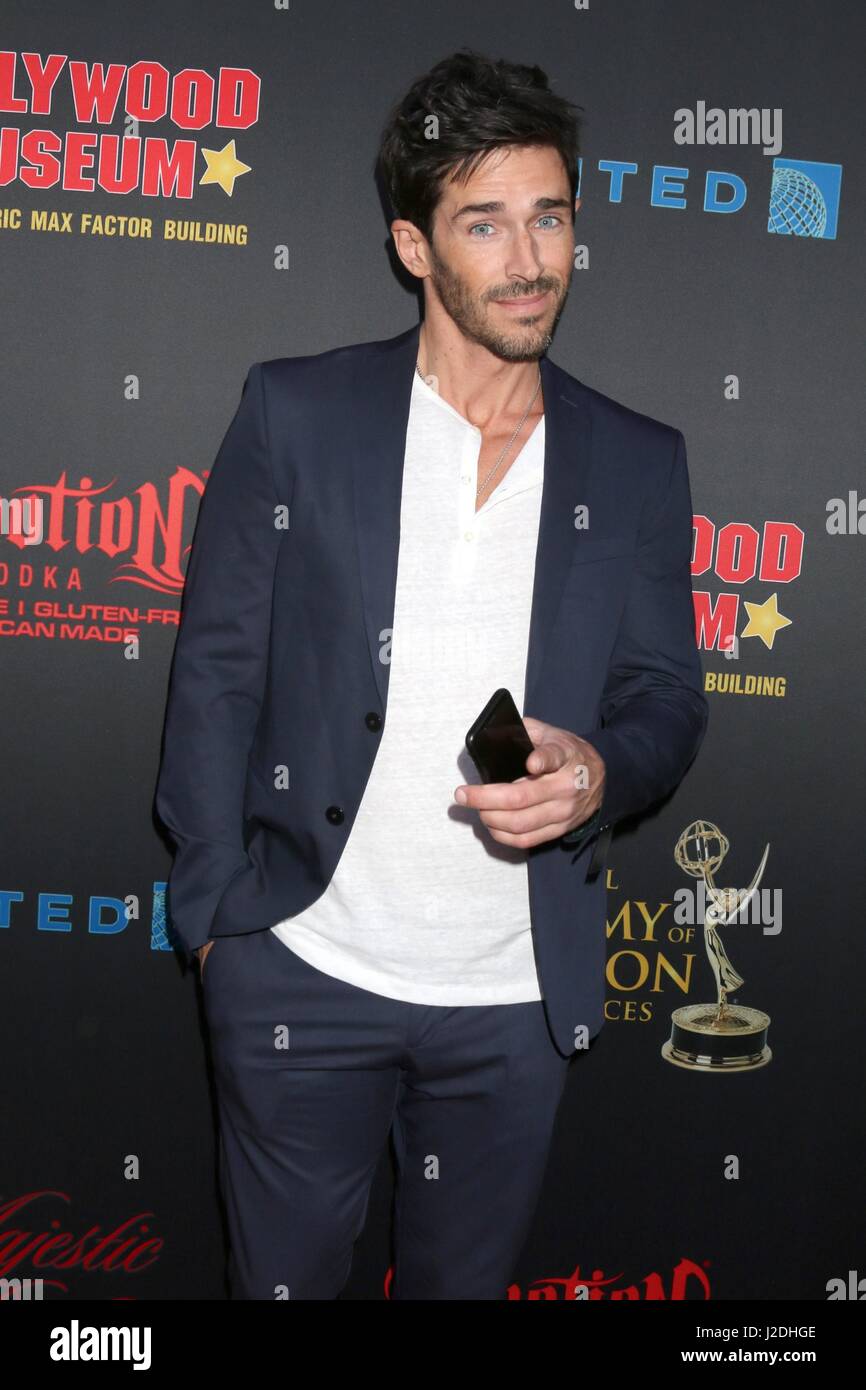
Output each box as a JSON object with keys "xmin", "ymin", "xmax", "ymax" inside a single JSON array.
[{"xmin": 561, "ymin": 806, "xmax": 602, "ymax": 847}]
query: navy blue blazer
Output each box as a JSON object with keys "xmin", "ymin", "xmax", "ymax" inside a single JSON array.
[{"xmin": 155, "ymin": 320, "xmax": 708, "ymax": 1057}]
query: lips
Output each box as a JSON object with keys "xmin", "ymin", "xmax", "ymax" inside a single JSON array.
[{"xmin": 493, "ymin": 291, "xmax": 548, "ymax": 307}]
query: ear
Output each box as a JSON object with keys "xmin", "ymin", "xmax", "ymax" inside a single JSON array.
[{"xmin": 391, "ymin": 220, "xmax": 429, "ymax": 280}]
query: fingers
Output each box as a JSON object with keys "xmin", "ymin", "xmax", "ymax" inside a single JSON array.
[
  {"xmin": 481, "ymin": 799, "xmax": 577, "ymax": 837},
  {"xmin": 455, "ymin": 762, "xmax": 572, "ymax": 811},
  {"xmin": 524, "ymin": 742, "xmax": 560, "ymax": 774},
  {"xmin": 521, "ymin": 715, "xmax": 546, "ymax": 745}
]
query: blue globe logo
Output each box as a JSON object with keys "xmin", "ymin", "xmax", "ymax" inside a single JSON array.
[
  {"xmin": 768, "ymin": 166, "xmax": 828, "ymax": 237},
  {"xmin": 152, "ymin": 885, "xmax": 172, "ymax": 951}
]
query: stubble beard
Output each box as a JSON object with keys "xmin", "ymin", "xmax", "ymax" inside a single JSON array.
[{"xmin": 427, "ymin": 239, "xmax": 570, "ymax": 363}]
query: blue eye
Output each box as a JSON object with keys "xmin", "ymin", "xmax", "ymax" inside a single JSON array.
[{"xmin": 469, "ymin": 216, "xmax": 563, "ymax": 236}]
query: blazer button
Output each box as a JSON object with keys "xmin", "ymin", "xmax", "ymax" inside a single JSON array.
[
  {"xmin": 364, "ymin": 711, "xmax": 382, "ymax": 732},
  {"xmin": 325, "ymin": 805, "xmax": 345, "ymax": 825}
]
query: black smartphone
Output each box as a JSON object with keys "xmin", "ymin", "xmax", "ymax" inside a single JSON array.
[{"xmin": 465, "ymin": 688, "xmax": 535, "ymax": 783}]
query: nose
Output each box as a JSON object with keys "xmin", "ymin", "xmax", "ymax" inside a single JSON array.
[{"xmin": 502, "ymin": 226, "xmax": 545, "ymax": 285}]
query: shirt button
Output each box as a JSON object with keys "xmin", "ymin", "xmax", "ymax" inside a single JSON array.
[{"xmin": 464, "ymin": 531, "xmax": 473, "ymax": 542}]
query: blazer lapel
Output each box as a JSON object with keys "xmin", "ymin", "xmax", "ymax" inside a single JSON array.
[
  {"xmin": 524, "ymin": 354, "xmax": 593, "ymax": 708},
  {"xmin": 351, "ymin": 321, "xmax": 421, "ymax": 712},
  {"xmin": 351, "ymin": 321, "xmax": 594, "ymax": 715}
]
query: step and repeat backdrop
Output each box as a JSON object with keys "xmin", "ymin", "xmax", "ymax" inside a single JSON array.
[{"xmin": 1, "ymin": 0, "xmax": 862, "ymax": 1301}]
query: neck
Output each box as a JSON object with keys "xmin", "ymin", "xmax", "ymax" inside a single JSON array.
[{"xmin": 416, "ymin": 320, "xmax": 543, "ymax": 429}]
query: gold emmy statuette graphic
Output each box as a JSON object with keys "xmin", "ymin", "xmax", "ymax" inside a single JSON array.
[{"xmin": 661, "ymin": 820, "xmax": 772, "ymax": 1073}]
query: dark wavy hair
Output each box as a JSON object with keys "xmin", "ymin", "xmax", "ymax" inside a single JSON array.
[{"xmin": 376, "ymin": 49, "xmax": 583, "ymax": 245}]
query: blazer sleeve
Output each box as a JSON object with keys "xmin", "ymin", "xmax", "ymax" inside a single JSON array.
[
  {"xmin": 577, "ymin": 428, "xmax": 709, "ymax": 835},
  {"xmin": 154, "ymin": 363, "xmax": 283, "ymax": 963}
]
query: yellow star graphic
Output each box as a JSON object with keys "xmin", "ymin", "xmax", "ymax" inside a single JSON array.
[
  {"xmin": 199, "ymin": 140, "xmax": 251, "ymax": 196},
  {"xmin": 740, "ymin": 592, "xmax": 792, "ymax": 650}
]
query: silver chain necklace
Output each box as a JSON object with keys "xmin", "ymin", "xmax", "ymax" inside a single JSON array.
[{"xmin": 415, "ymin": 361, "xmax": 542, "ymax": 499}]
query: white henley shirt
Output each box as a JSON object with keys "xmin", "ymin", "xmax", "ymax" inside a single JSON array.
[{"xmin": 269, "ymin": 368, "xmax": 546, "ymax": 1003}]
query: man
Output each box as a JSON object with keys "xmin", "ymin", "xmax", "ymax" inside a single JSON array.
[{"xmin": 155, "ymin": 49, "xmax": 708, "ymax": 1300}]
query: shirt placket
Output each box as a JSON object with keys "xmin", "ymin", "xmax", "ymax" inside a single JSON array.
[{"xmin": 453, "ymin": 423, "xmax": 482, "ymax": 583}]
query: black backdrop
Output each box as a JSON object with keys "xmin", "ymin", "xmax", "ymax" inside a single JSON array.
[{"xmin": 1, "ymin": 0, "xmax": 864, "ymax": 1301}]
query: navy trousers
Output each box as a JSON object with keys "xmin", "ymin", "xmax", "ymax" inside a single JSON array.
[{"xmin": 202, "ymin": 926, "xmax": 573, "ymax": 1299}]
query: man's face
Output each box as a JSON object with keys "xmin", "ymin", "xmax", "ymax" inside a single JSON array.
[{"xmin": 425, "ymin": 143, "xmax": 577, "ymax": 362}]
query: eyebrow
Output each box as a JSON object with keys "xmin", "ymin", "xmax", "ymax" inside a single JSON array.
[{"xmin": 450, "ymin": 196, "xmax": 573, "ymax": 223}]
